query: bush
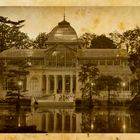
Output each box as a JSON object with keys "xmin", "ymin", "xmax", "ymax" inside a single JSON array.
[{"xmin": 75, "ymin": 99, "xmax": 82, "ymax": 106}]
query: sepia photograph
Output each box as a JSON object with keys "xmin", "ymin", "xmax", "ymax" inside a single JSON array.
[{"xmin": 0, "ymin": 5, "xmax": 140, "ymax": 138}]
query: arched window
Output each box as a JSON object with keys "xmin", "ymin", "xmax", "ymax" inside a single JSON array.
[{"xmin": 30, "ymin": 77, "xmax": 39, "ymax": 91}]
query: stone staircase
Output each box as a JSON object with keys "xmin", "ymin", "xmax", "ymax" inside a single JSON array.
[{"xmin": 32, "ymin": 94, "xmax": 75, "ymax": 107}]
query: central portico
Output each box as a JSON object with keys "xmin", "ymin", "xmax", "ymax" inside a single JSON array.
[{"xmin": 42, "ymin": 73, "xmax": 76, "ymax": 95}]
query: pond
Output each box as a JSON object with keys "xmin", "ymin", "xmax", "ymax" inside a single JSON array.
[{"xmin": 0, "ymin": 106, "xmax": 140, "ymax": 133}]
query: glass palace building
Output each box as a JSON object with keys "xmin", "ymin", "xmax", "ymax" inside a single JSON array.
[{"xmin": 0, "ymin": 18, "xmax": 132, "ymax": 105}]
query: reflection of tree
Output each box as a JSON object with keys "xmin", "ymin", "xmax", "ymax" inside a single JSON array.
[
  {"xmin": 81, "ymin": 109, "xmax": 134, "ymax": 133},
  {"xmin": 130, "ymin": 111, "xmax": 140, "ymax": 132},
  {"xmin": 81, "ymin": 110, "xmax": 109, "ymax": 133},
  {"xmin": 0, "ymin": 107, "xmax": 32, "ymax": 132},
  {"xmin": 81, "ymin": 110, "xmax": 91, "ymax": 132}
]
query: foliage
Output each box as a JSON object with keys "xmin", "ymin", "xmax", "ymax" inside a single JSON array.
[
  {"xmin": 90, "ymin": 34, "xmax": 117, "ymax": 49},
  {"xmin": 79, "ymin": 64, "xmax": 99, "ymax": 99},
  {"xmin": 129, "ymin": 52, "xmax": 140, "ymax": 73},
  {"xmin": 0, "ymin": 61, "xmax": 7, "ymax": 89},
  {"xmin": 0, "ymin": 16, "xmax": 31, "ymax": 89},
  {"xmin": 121, "ymin": 27, "xmax": 140, "ymax": 52},
  {"xmin": 78, "ymin": 33, "xmax": 96, "ymax": 48},
  {"xmin": 130, "ymin": 78, "xmax": 140, "ymax": 95},
  {"xmin": 95, "ymin": 75, "xmax": 122, "ymax": 105},
  {"xmin": 109, "ymin": 27, "xmax": 140, "ymax": 73},
  {"xmin": 96, "ymin": 75, "xmax": 122, "ymax": 91},
  {"xmin": 109, "ymin": 31, "xmax": 123, "ymax": 48},
  {"xmin": 109, "ymin": 27, "xmax": 140, "ymax": 52},
  {"xmin": 0, "ymin": 16, "xmax": 32, "ymax": 51},
  {"xmin": 34, "ymin": 32, "xmax": 48, "ymax": 49},
  {"xmin": 122, "ymin": 27, "xmax": 140, "ymax": 73},
  {"xmin": 0, "ymin": 23, "xmax": 32, "ymax": 51}
]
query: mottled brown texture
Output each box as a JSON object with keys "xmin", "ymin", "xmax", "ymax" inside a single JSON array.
[
  {"xmin": 0, "ymin": 7, "xmax": 140, "ymax": 39},
  {"xmin": 0, "ymin": 0, "xmax": 140, "ymax": 140},
  {"xmin": 0, "ymin": 0, "xmax": 140, "ymax": 6},
  {"xmin": 0, "ymin": 134, "xmax": 140, "ymax": 140}
]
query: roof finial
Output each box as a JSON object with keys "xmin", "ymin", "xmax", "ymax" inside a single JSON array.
[{"xmin": 63, "ymin": 7, "xmax": 65, "ymax": 21}]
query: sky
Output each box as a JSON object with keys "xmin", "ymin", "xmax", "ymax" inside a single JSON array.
[{"xmin": 0, "ymin": 6, "xmax": 140, "ymax": 39}]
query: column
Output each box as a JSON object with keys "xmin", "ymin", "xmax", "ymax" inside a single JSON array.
[
  {"xmin": 26, "ymin": 76, "xmax": 30, "ymax": 93},
  {"xmin": 53, "ymin": 112, "xmax": 57, "ymax": 132},
  {"xmin": 62, "ymin": 75, "xmax": 65, "ymax": 94},
  {"xmin": 45, "ymin": 113, "xmax": 49, "ymax": 132},
  {"xmin": 70, "ymin": 113, "xmax": 73, "ymax": 132},
  {"xmin": 76, "ymin": 72, "xmax": 80, "ymax": 98},
  {"xmin": 46, "ymin": 75, "xmax": 49, "ymax": 94},
  {"xmin": 54, "ymin": 75, "xmax": 57, "ymax": 94},
  {"xmin": 41, "ymin": 114, "xmax": 46, "ymax": 132},
  {"xmin": 76, "ymin": 114, "xmax": 81, "ymax": 132},
  {"xmin": 40, "ymin": 75, "xmax": 43, "ymax": 96},
  {"xmin": 128, "ymin": 77, "xmax": 131, "ymax": 91},
  {"xmin": 62, "ymin": 113, "xmax": 65, "ymax": 132},
  {"xmin": 23, "ymin": 76, "xmax": 27, "ymax": 91},
  {"xmin": 70, "ymin": 75, "xmax": 73, "ymax": 94},
  {"xmin": 42, "ymin": 75, "xmax": 46, "ymax": 95}
]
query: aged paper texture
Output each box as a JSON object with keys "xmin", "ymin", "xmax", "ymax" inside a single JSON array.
[{"xmin": 0, "ymin": 0, "xmax": 140, "ymax": 140}]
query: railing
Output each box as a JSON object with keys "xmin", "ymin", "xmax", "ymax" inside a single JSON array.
[{"xmin": 36, "ymin": 94, "xmax": 75, "ymax": 102}]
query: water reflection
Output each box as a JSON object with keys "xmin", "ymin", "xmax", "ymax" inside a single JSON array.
[
  {"xmin": 27, "ymin": 108, "xmax": 80, "ymax": 133},
  {"xmin": 0, "ymin": 106, "xmax": 140, "ymax": 133},
  {"xmin": 81, "ymin": 108, "xmax": 132, "ymax": 133},
  {"xmin": 0, "ymin": 106, "xmax": 34, "ymax": 132},
  {"xmin": 28, "ymin": 107, "xmax": 140, "ymax": 133}
]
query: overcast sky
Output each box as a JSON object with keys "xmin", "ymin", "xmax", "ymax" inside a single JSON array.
[{"xmin": 0, "ymin": 6, "xmax": 140, "ymax": 39}]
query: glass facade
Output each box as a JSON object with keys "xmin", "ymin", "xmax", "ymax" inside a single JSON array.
[
  {"xmin": 79, "ymin": 59, "xmax": 127, "ymax": 66},
  {"xmin": 45, "ymin": 46, "xmax": 76, "ymax": 67}
]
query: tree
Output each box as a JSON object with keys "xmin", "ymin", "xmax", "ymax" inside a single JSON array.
[
  {"xmin": 90, "ymin": 34, "xmax": 117, "ymax": 49},
  {"xmin": 109, "ymin": 31, "xmax": 123, "ymax": 48},
  {"xmin": 0, "ymin": 16, "xmax": 32, "ymax": 92},
  {"xmin": 117, "ymin": 27, "xmax": 140, "ymax": 73},
  {"xmin": 79, "ymin": 64, "xmax": 99, "ymax": 106},
  {"xmin": 0, "ymin": 61, "xmax": 7, "ymax": 90},
  {"xmin": 109, "ymin": 28, "xmax": 140, "ymax": 74},
  {"xmin": 120, "ymin": 27, "xmax": 140, "ymax": 52},
  {"xmin": 130, "ymin": 78, "xmax": 140, "ymax": 95},
  {"xmin": 128, "ymin": 52, "xmax": 140, "ymax": 73},
  {"xmin": 78, "ymin": 33, "xmax": 97, "ymax": 48},
  {"xmin": 96, "ymin": 75, "xmax": 122, "ymax": 105},
  {"xmin": 34, "ymin": 32, "xmax": 48, "ymax": 49},
  {"xmin": 0, "ymin": 16, "xmax": 31, "ymax": 51}
]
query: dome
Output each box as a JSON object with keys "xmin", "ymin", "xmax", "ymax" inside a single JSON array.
[{"xmin": 47, "ymin": 19, "xmax": 78, "ymax": 42}]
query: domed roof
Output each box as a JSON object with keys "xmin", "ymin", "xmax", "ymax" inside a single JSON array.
[{"xmin": 47, "ymin": 19, "xmax": 78, "ymax": 43}]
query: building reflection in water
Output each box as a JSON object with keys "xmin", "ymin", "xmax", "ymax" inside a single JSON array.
[
  {"xmin": 26, "ymin": 108, "xmax": 81, "ymax": 133},
  {"xmin": 0, "ymin": 107, "xmax": 140, "ymax": 133},
  {"xmin": 25, "ymin": 107, "xmax": 140, "ymax": 133},
  {"xmin": 26, "ymin": 107, "xmax": 140, "ymax": 133}
]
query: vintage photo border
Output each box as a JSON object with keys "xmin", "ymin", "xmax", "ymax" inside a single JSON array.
[{"xmin": 0, "ymin": 0, "xmax": 140, "ymax": 140}]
